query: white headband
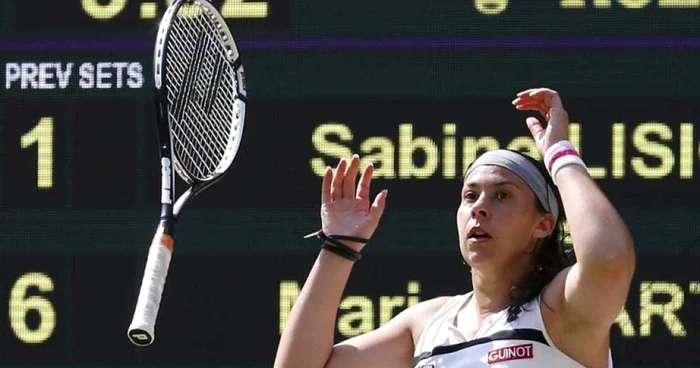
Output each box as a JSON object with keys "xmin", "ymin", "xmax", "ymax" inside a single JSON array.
[{"xmin": 464, "ymin": 150, "xmax": 559, "ymax": 221}]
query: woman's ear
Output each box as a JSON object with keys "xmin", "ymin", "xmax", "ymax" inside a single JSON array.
[{"xmin": 533, "ymin": 213, "xmax": 556, "ymax": 239}]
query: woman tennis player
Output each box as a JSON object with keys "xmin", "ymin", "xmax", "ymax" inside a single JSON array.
[{"xmin": 274, "ymin": 88, "xmax": 636, "ymax": 367}]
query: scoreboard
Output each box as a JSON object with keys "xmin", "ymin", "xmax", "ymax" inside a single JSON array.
[{"xmin": 1, "ymin": 1, "xmax": 700, "ymax": 367}]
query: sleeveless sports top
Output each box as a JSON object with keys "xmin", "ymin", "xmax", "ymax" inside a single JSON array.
[{"xmin": 413, "ymin": 292, "xmax": 613, "ymax": 367}]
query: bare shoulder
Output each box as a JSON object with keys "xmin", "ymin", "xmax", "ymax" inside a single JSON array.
[
  {"xmin": 541, "ymin": 265, "xmax": 572, "ymax": 313},
  {"xmin": 327, "ymin": 296, "xmax": 453, "ymax": 368},
  {"xmin": 542, "ymin": 266, "xmax": 612, "ymax": 368},
  {"xmin": 540, "ymin": 265, "xmax": 571, "ymax": 340},
  {"xmin": 404, "ymin": 296, "xmax": 453, "ymax": 344}
]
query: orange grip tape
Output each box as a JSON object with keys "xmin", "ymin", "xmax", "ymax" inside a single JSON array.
[{"xmin": 151, "ymin": 232, "xmax": 174, "ymax": 252}]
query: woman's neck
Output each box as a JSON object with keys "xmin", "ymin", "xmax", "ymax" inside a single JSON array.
[
  {"xmin": 470, "ymin": 260, "xmax": 532, "ymax": 314},
  {"xmin": 470, "ymin": 272, "xmax": 512, "ymax": 314}
]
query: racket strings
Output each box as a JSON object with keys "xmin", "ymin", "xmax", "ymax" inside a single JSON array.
[
  {"xmin": 168, "ymin": 28, "xmax": 228, "ymax": 176},
  {"xmin": 165, "ymin": 7, "xmax": 238, "ymax": 181},
  {"xmin": 167, "ymin": 35, "xmax": 219, "ymax": 177},
  {"xmin": 167, "ymin": 45, "xmax": 228, "ymax": 164}
]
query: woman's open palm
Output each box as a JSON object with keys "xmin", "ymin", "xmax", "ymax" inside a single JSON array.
[{"xmin": 320, "ymin": 155, "xmax": 388, "ymax": 251}]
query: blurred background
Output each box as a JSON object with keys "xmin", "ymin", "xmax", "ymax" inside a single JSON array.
[{"xmin": 1, "ymin": 0, "xmax": 699, "ymax": 367}]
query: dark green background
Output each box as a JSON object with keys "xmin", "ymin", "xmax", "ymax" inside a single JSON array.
[{"xmin": 2, "ymin": 0, "xmax": 700, "ymax": 366}]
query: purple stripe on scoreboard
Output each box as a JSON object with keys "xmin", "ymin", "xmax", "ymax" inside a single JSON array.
[{"xmin": 1, "ymin": 37, "xmax": 700, "ymax": 52}]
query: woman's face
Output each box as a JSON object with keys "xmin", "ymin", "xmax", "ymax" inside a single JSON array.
[{"xmin": 457, "ymin": 165, "xmax": 554, "ymax": 272}]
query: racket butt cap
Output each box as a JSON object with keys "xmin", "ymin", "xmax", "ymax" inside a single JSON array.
[{"xmin": 127, "ymin": 327, "xmax": 155, "ymax": 346}]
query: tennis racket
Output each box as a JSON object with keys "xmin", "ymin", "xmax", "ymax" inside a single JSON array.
[{"xmin": 127, "ymin": 0, "xmax": 247, "ymax": 347}]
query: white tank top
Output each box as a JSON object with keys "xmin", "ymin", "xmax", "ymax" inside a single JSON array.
[{"xmin": 413, "ymin": 292, "xmax": 613, "ymax": 368}]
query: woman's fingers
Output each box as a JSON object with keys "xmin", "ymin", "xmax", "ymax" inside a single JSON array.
[
  {"xmin": 515, "ymin": 88, "xmax": 566, "ymax": 123},
  {"xmin": 517, "ymin": 88, "xmax": 563, "ymax": 108},
  {"xmin": 516, "ymin": 88, "xmax": 539, "ymax": 97},
  {"xmin": 356, "ymin": 163, "xmax": 374, "ymax": 209},
  {"xmin": 321, "ymin": 166, "xmax": 333, "ymax": 205},
  {"xmin": 368, "ymin": 189, "xmax": 388, "ymax": 222},
  {"xmin": 330, "ymin": 158, "xmax": 347, "ymax": 201},
  {"xmin": 526, "ymin": 117, "xmax": 546, "ymax": 140},
  {"xmin": 515, "ymin": 88, "xmax": 570, "ymax": 154},
  {"xmin": 342, "ymin": 154, "xmax": 361, "ymax": 199},
  {"xmin": 327, "ymin": 156, "xmax": 382, "ymax": 215}
]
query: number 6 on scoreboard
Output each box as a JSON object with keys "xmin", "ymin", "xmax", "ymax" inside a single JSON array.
[{"xmin": 127, "ymin": 0, "xmax": 247, "ymax": 347}]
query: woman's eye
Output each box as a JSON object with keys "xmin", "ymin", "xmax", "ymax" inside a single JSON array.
[
  {"xmin": 464, "ymin": 192, "xmax": 477, "ymax": 201},
  {"xmin": 496, "ymin": 191, "xmax": 509, "ymax": 200}
]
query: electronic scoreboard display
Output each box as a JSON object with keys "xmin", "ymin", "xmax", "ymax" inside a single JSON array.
[{"xmin": 1, "ymin": 1, "xmax": 700, "ymax": 367}]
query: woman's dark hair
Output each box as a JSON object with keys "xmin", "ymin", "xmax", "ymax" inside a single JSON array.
[{"xmin": 464, "ymin": 149, "xmax": 576, "ymax": 322}]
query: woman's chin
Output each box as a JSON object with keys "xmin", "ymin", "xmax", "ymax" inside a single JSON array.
[{"xmin": 464, "ymin": 249, "xmax": 497, "ymax": 269}]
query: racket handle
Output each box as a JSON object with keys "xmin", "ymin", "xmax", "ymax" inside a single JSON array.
[{"xmin": 127, "ymin": 232, "xmax": 174, "ymax": 346}]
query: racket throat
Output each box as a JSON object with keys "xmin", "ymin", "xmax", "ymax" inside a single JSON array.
[
  {"xmin": 172, "ymin": 186, "xmax": 195, "ymax": 218},
  {"xmin": 159, "ymin": 204, "xmax": 177, "ymax": 236}
]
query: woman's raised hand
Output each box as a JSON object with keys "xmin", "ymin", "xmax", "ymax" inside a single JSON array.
[{"xmin": 319, "ymin": 154, "xmax": 388, "ymax": 251}]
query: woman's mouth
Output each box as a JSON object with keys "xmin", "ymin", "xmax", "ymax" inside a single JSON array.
[{"xmin": 467, "ymin": 228, "xmax": 492, "ymax": 243}]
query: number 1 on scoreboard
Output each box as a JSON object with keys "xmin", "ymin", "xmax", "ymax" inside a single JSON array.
[{"xmin": 20, "ymin": 117, "xmax": 54, "ymax": 190}]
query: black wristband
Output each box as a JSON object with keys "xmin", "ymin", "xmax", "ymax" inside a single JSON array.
[
  {"xmin": 304, "ymin": 230, "xmax": 367, "ymax": 262},
  {"xmin": 321, "ymin": 242, "xmax": 359, "ymax": 261},
  {"xmin": 327, "ymin": 234, "xmax": 370, "ymax": 244}
]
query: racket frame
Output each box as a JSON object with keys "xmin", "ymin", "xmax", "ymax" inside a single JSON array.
[
  {"xmin": 156, "ymin": 0, "xmax": 247, "ymax": 219},
  {"xmin": 127, "ymin": 0, "xmax": 246, "ymax": 346}
]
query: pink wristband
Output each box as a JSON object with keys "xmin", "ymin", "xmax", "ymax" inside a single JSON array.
[
  {"xmin": 543, "ymin": 140, "xmax": 586, "ymax": 185},
  {"xmin": 547, "ymin": 148, "xmax": 578, "ymax": 173}
]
